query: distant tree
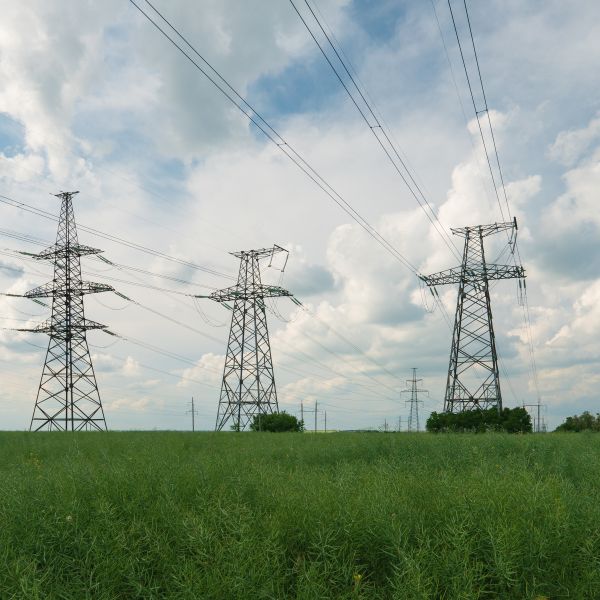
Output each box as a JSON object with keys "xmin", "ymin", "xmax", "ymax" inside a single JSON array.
[
  {"xmin": 555, "ymin": 411, "xmax": 600, "ymax": 432},
  {"xmin": 426, "ymin": 407, "xmax": 532, "ymax": 433},
  {"xmin": 250, "ymin": 411, "xmax": 304, "ymax": 432}
]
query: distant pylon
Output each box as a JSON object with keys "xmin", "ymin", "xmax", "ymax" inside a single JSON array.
[
  {"xmin": 197, "ymin": 245, "xmax": 299, "ymax": 431},
  {"xmin": 15, "ymin": 191, "xmax": 113, "ymax": 431},
  {"xmin": 402, "ymin": 368, "xmax": 427, "ymax": 432},
  {"xmin": 420, "ymin": 219, "xmax": 524, "ymax": 412}
]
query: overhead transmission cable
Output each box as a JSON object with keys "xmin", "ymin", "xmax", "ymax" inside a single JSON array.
[
  {"xmin": 298, "ymin": 304, "xmax": 400, "ymax": 380},
  {"xmin": 2, "ymin": 229, "xmax": 403, "ymax": 409},
  {"xmin": 289, "ymin": 0, "xmax": 462, "ymax": 263},
  {"xmin": 3, "ymin": 232, "xmax": 401, "ymax": 405},
  {"xmin": 10, "ymin": 237, "xmax": 401, "ymax": 405},
  {"xmin": 446, "ymin": 0, "xmax": 508, "ymax": 223},
  {"xmin": 461, "ymin": 0, "xmax": 512, "ymax": 221},
  {"xmin": 446, "ymin": 0, "xmax": 541, "ymax": 401},
  {"xmin": 0, "ymin": 243, "xmax": 202, "ymax": 299},
  {"xmin": 128, "ymin": 0, "xmax": 419, "ymax": 275},
  {"xmin": 127, "ymin": 0, "xmax": 433, "ymax": 406},
  {"xmin": 0, "ymin": 194, "xmax": 234, "ymax": 280},
  {"xmin": 113, "ymin": 255, "xmax": 399, "ymax": 399},
  {"xmin": 260, "ymin": 263, "xmax": 402, "ymax": 395},
  {"xmin": 7, "ymin": 248, "xmax": 399, "ymax": 405}
]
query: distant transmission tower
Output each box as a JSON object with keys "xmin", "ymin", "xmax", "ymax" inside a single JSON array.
[
  {"xmin": 402, "ymin": 368, "xmax": 427, "ymax": 432},
  {"xmin": 420, "ymin": 219, "xmax": 524, "ymax": 412},
  {"xmin": 198, "ymin": 246, "xmax": 298, "ymax": 431},
  {"xmin": 16, "ymin": 191, "xmax": 113, "ymax": 431}
]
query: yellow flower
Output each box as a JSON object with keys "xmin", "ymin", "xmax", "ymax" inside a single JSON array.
[{"xmin": 353, "ymin": 573, "xmax": 363, "ymax": 585}]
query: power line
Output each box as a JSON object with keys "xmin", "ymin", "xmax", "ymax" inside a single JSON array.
[
  {"xmin": 0, "ymin": 244, "xmax": 203, "ymax": 298},
  {"xmin": 290, "ymin": 0, "xmax": 462, "ymax": 262},
  {"xmin": 128, "ymin": 0, "xmax": 420, "ymax": 275},
  {"xmin": 0, "ymin": 193, "xmax": 234, "ymax": 280},
  {"xmin": 261, "ymin": 263, "xmax": 401, "ymax": 394},
  {"xmin": 445, "ymin": 0, "xmax": 541, "ymax": 403},
  {"xmin": 1, "ymin": 212, "xmax": 425, "ymax": 417},
  {"xmin": 298, "ymin": 304, "xmax": 399, "ymax": 380},
  {"xmin": 462, "ymin": 0, "xmax": 512, "ymax": 221},
  {"xmin": 4, "ymin": 242, "xmax": 401, "ymax": 406},
  {"xmin": 446, "ymin": 0, "xmax": 507, "ymax": 223},
  {"xmin": 103, "ymin": 349, "xmax": 220, "ymax": 390},
  {"xmin": 429, "ymin": 0, "xmax": 473, "ymax": 142}
]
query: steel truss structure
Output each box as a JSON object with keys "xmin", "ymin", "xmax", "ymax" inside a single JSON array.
[
  {"xmin": 17, "ymin": 192, "xmax": 113, "ymax": 431},
  {"xmin": 402, "ymin": 368, "xmax": 427, "ymax": 432},
  {"xmin": 199, "ymin": 246, "xmax": 296, "ymax": 431},
  {"xmin": 420, "ymin": 219, "xmax": 524, "ymax": 413}
]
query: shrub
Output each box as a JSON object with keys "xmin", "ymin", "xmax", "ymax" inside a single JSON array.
[
  {"xmin": 249, "ymin": 411, "xmax": 304, "ymax": 432},
  {"xmin": 426, "ymin": 406, "xmax": 532, "ymax": 433},
  {"xmin": 555, "ymin": 411, "xmax": 600, "ymax": 432}
]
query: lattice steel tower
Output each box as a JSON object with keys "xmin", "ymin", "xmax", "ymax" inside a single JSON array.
[
  {"xmin": 420, "ymin": 219, "xmax": 524, "ymax": 412},
  {"xmin": 199, "ymin": 246, "xmax": 297, "ymax": 431},
  {"xmin": 402, "ymin": 368, "xmax": 427, "ymax": 432},
  {"xmin": 17, "ymin": 191, "xmax": 113, "ymax": 431}
]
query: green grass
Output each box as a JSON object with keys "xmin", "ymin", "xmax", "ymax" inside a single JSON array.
[{"xmin": 0, "ymin": 432, "xmax": 599, "ymax": 599}]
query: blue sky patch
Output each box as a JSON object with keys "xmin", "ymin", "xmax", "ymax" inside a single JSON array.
[{"xmin": 0, "ymin": 113, "xmax": 26, "ymax": 157}]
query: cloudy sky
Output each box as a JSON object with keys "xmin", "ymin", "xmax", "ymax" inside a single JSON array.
[{"xmin": 1, "ymin": 0, "xmax": 599, "ymax": 431}]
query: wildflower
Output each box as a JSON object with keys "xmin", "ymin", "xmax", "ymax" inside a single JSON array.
[
  {"xmin": 66, "ymin": 515, "xmax": 73, "ymax": 523},
  {"xmin": 353, "ymin": 573, "xmax": 363, "ymax": 586}
]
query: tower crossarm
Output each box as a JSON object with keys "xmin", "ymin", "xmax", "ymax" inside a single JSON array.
[
  {"xmin": 451, "ymin": 219, "xmax": 517, "ymax": 238},
  {"xmin": 420, "ymin": 264, "xmax": 525, "ymax": 287},
  {"xmin": 206, "ymin": 284, "xmax": 293, "ymax": 303},
  {"xmin": 22, "ymin": 244, "xmax": 104, "ymax": 261},
  {"xmin": 15, "ymin": 318, "xmax": 108, "ymax": 334},
  {"xmin": 230, "ymin": 245, "xmax": 287, "ymax": 261},
  {"xmin": 24, "ymin": 281, "xmax": 114, "ymax": 298}
]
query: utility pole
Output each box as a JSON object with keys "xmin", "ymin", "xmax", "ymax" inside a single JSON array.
[
  {"xmin": 187, "ymin": 397, "xmax": 198, "ymax": 432},
  {"xmin": 398, "ymin": 416, "xmax": 402, "ymax": 432},
  {"xmin": 324, "ymin": 410, "xmax": 327, "ymax": 433},
  {"xmin": 196, "ymin": 245, "xmax": 299, "ymax": 431},
  {"xmin": 523, "ymin": 401, "xmax": 546, "ymax": 433},
  {"xmin": 420, "ymin": 219, "xmax": 524, "ymax": 412},
  {"xmin": 13, "ymin": 191, "xmax": 113, "ymax": 431},
  {"xmin": 301, "ymin": 401, "xmax": 304, "ymax": 427},
  {"xmin": 301, "ymin": 402, "xmax": 318, "ymax": 433},
  {"xmin": 401, "ymin": 369, "xmax": 428, "ymax": 432}
]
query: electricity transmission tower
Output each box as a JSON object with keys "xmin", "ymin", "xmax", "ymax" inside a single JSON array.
[
  {"xmin": 187, "ymin": 397, "xmax": 198, "ymax": 432},
  {"xmin": 198, "ymin": 246, "xmax": 298, "ymax": 431},
  {"xmin": 420, "ymin": 219, "xmax": 524, "ymax": 413},
  {"xmin": 402, "ymin": 368, "xmax": 427, "ymax": 432},
  {"xmin": 16, "ymin": 191, "xmax": 113, "ymax": 431},
  {"xmin": 523, "ymin": 401, "xmax": 546, "ymax": 433}
]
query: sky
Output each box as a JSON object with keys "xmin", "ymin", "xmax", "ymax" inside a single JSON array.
[{"xmin": 1, "ymin": 0, "xmax": 600, "ymax": 431}]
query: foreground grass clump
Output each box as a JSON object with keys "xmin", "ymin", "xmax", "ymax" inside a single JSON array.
[{"xmin": 0, "ymin": 432, "xmax": 599, "ymax": 599}]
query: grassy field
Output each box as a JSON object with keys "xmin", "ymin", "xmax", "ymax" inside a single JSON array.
[{"xmin": 0, "ymin": 432, "xmax": 599, "ymax": 599}]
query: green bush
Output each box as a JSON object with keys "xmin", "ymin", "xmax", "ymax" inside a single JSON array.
[
  {"xmin": 426, "ymin": 406, "xmax": 532, "ymax": 433},
  {"xmin": 249, "ymin": 411, "xmax": 304, "ymax": 432},
  {"xmin": 555, "ymin": 411, "xmax": 600, "ymax": 432}
]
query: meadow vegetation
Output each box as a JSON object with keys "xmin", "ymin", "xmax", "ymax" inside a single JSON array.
[{"xmin": 0, "ymin": 431, "xmax": 598, "ymax": 599}]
